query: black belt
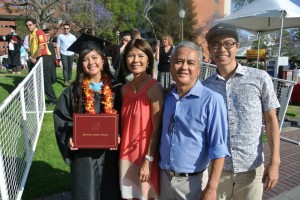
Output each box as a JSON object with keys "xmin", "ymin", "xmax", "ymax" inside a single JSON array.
[{"xmin": 165, "ymin": 169, "xmax": 205, "ymax": 177}]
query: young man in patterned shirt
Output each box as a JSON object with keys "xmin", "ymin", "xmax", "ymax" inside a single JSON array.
[{"xmin": 202, "ymin": 23, "xmax": 281, "ymax": 200}]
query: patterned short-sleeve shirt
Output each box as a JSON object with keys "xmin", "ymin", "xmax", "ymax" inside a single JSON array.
[{"xmin": 202, "ymin": 64, "xmax": 280, "ymax": 173}]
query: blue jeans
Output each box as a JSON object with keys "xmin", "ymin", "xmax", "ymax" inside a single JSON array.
[{"xmin": 61, "ymin": 54, "xmax": 74, "ymax": 82}]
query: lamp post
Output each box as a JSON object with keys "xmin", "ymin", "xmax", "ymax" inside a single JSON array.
[{"xmin": 179, "ymin": 9, "xmax": 186, "ymax": 42}]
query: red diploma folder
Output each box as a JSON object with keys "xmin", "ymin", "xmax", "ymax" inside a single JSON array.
[{"xmin": 73, "ymin": 113, "xmax": 118, "ymax": 148}]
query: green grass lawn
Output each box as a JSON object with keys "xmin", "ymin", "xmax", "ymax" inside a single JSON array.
[
  {"xmin": 0, "ymin": 67, "xmax": 300, "ymax": 199},
  {"xmin": 0, "ymin": 67, "xmax": 72, "ymax": 199},
  {"xmin": 0, "ymin": 69, "xmax": 27, "ymax": 102},
  {"xmin": 22, "ymin": 113, "xmax": 71, "ymax": 199},
  {"xmin": 286, "ymin": 104, "xmax": 300, "ymax": 120}
]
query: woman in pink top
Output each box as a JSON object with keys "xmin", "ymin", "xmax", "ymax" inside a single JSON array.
[{"xmin": 119, "ymin": 39, "xmax": 164, "ymax": 199}]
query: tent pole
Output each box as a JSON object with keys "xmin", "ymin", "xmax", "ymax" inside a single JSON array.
[
  {"xmin": 256, "ymin": 32, "xmax": 261, "ymax": 68},
  {"xmin": 278, "ymin": 11, "xmax": 285, "ymax": 56}
]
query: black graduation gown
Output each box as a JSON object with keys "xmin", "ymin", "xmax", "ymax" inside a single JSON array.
[
  {"xmin": 47, "ymin": 42, "xmax": 57, "ymax": 84},
  {"xmin": 53, "ymin": 81, "xmax": 122, "ymax": 200},
  {"xmin": 6, "ymin": 34, "xmax": 21, "ymax": 66}
]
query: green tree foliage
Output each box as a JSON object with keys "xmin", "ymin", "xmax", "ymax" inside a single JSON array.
[
  {"xmin": 267, "ymin": 29, "xmax": 300, "ymax": 60},
  {"xmin": 183, "ymin": 0, "xmax": 198, "ymax": 41},
  {"xmin": 2, "ymin": 0, "xmax": 199, "ymax": 45},
  {"xmin": 296, "ymin": 28, "xmax": 300, "ymax": 40},
  {"xmin": 148, "ymin": 0, "xmax": 198, "ymax": 44},
  {"xmin": 101, "ymin": 0, "xmax": 143, "ymax": 41},
  {"xmin": 251, "ymin": 38, "xmax": 268, "ymax": 50},
  {"xmin": 60, "ymin": 0, "xmax": 113, "ymax": 37},
  {"xmin": 2, "ymin": 0, "xmax": 143, "ymax": 43},
  {"xmin": 94, "ymin": 0, "xmax": 143, "ymax": 43},
  {"xmin": 1, "ymin": 0, "xmax": 61, "ymax": 28}
]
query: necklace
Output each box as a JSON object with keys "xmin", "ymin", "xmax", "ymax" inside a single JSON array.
[
  {"xmin": 131, "ymin": 75, "xmax": 149, "ymax": 94},
  {"xmin": 82, "ymin": 74, "xmax": 117, "ymax": 114}
]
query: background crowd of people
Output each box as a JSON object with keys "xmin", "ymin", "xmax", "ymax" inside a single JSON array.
[{"xmin": 0, "ymin": 17, "xmax": 281, "ymax": 200}]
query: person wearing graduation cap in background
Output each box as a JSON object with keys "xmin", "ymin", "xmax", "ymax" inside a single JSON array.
[
  {"xmin": 1, "ymin": 25, "xmax": 22, "ymax": 74},
  {"xmin": 112, "ymin": 30, "xmax": 131, "ymax": 78},
  {"xmin": 53, "ymin": 33, "xmax": 122, "ymax": 200},
  {"xmin": 43, "ymin": 28, "xmax": 57, "ymax": 84},
  {"xmin": 130, "ymin": 28, "xmax": 142, "ymax": 40}
]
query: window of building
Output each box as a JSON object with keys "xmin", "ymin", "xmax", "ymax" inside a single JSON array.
[
  {"xmin": 214, "ymin": 0, "xmax": 219, "ymax": 4},
  {"xmin": 213, "ymin": 10, "xmax": 219, "ymax": 17}
]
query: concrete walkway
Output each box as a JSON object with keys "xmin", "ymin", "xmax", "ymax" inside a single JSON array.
[{"xmin": 263, "ymin": 125, "xmax": 300, "ymax": 200}]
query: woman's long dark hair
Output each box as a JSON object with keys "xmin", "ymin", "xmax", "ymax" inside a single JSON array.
[{"xmin": 72, "ymin": 49, "xmax": 113, "ymax": 113}]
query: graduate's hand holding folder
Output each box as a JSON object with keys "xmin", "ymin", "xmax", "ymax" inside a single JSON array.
[
  {"xmin": 65, "ymin": 34, "xmax": 120, "ymax": 151},
  {"xmin": 70, "ymin": 113, "xmax": 119, "ymax": 150}
]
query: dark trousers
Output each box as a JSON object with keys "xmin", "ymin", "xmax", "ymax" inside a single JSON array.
[
  {"xmin": 61, "ymin": 54, "xmax": 74, "ymax": 82},
  {"xmin": 12, "ymin": 65, "xmax": 21, "ymax": 72},
  {"xmin": 39, "ymin": 56, "xmax": 58, "ymax": 103},
  {"xmin": 28, "ymin": 61, "xmax": 34, "ymax": 72}
]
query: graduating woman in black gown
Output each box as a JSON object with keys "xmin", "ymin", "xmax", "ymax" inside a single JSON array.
[{"xmin": 53, "ymin": 34, "xmax": 121, "ymax": 200}]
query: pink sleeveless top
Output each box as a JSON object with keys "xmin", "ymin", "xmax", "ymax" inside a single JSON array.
[{"xmin": 120, "ymin": 78, "xmax": 159, "ymax": 199}]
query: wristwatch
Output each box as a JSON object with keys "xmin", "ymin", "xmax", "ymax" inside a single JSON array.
[{"xmin": 145, "ymin": 155, "xmax": 154, "ymax": 162}]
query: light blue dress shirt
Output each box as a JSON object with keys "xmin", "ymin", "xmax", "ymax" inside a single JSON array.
[
  {"xmin": 56, "ymin": 33, "xmax": 76, "ymax": 56},
  {"xmin": 159, "ymin": 80, "xmax": 230, "ymax": 173}
]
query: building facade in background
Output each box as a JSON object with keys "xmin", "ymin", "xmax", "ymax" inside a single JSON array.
[
  {"xmin": 194, "ymin": 0, "xmax": 231, "ymax": 61},
  {"xmin": 0, "ymin": 5, "xmax": 19, "ymax": 55},
  {"xmin": 0, "ymin": 0, "xmax": 231, "ymax": 60}
]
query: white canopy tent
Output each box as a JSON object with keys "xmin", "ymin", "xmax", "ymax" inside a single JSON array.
[{"xmin": 214, "ymin": 0, "xmax": 300, "ymax": 61}]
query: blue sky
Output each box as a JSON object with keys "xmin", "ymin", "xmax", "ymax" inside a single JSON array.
[
  {"xmin": 232, "ymin": 0, "xmax": 300, "ymax": 12},
  {"xmin": 291, "ymin": 0, "xmax": 300, "ymax": 6}
]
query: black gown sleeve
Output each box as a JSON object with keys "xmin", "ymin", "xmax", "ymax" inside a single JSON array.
[
  {"xmin": 53, "ymin": 85, "xmax": 75, "ymax": 162},
  {"xmin": 101, "ymin": 80, "xmax": 122, "ymax": 200}
]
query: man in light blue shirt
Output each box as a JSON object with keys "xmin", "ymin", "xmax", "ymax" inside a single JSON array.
[
  {"xmin": 159, "ymin": 41, "xmax": 230, "ymax": 200},
  {"xmin": 56, "ymin": 23, "xmax": 76, "ymax": 86}
]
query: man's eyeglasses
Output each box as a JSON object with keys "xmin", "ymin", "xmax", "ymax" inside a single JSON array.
[
  {"xmin": 210, "ymin": 40, "xmax": 237, "ymax": 50},
  {"xmin": 64, "ymin": 28, "xmax": 70, "ymax": 30}
]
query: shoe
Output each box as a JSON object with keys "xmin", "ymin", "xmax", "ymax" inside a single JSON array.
[
  {"xmin": 12, "ymin": 72, "xmax": 16, "ymax": 74},
  {"xmin": 17, "ymin": 72, "xmax": 21, "ymax": 74}
]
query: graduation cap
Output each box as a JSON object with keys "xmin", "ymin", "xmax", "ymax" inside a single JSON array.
[
  {"xmin": 9, "ymin": 25, "xmax": 17, "ymax": 30},
  {"xmin": 43, "ymin": 29, "xmax": 50, "ymax": 34},
  {"xmin": 67, "ymin": 33, "xmax": 111, "ymax": 54},
  {"xmin": 119, "ymin": 30, "xmax": 131, "ymax": 37}
]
